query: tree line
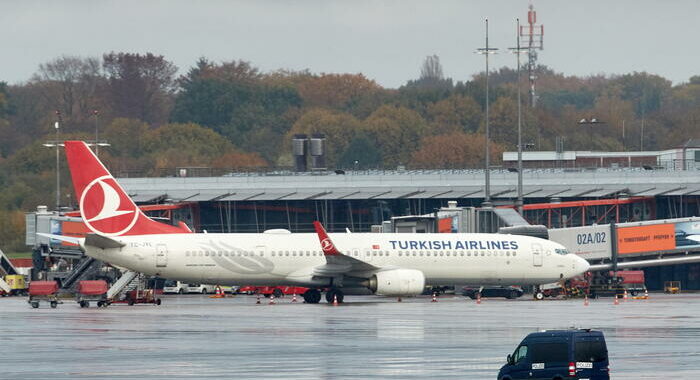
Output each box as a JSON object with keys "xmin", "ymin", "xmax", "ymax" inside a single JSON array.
[{"xmin": 0, "ymin": 52, "xmax": 698, "ymax": 250}]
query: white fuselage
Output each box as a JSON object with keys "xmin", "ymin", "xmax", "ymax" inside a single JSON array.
[{"xmin": 86, "ymin": 232, "xmax": 588, "ymax": 287}]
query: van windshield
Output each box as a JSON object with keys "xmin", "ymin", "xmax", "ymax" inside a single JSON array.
[
  {"xmin": 531, "ymin": 343, "xmax": 568, "ymax": 363},
  {"xmin": 575, "ymin": 341, "xmax": 608, "ymax": 362},
  {"xmin": 164, "ymin": 280, "xmax": 178, "ymax": 287}
]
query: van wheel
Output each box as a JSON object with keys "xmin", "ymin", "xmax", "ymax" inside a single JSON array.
[
  {"xmin": 178, "ymin": 289, "xmax": 184, "ymax": 294},
  {"xmin": 201, "ymin": 289, "xmax": 207, "ymax": 294},
  {"xmin": 31, "ymin": 301, "xmax": 39, "ymax": 308},
  {"xmin": 630, "ymin": 290, "xmax": 638, "ymax": 297}
]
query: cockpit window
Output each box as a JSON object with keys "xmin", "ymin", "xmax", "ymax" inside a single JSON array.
[{"xmin": 555, "ymin": 248, "xmax": 570, "ymax": 255}]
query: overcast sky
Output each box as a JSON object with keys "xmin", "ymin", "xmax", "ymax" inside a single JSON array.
[{"xmin": 2, "ymin": 0, "xmax": 699, "ymax": 88}]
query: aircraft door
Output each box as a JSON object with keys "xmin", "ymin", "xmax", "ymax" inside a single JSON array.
[
  {"xmin": 156, "ymin": 244, "xmax": 168, "ymax": 267},
  {"xmin": 531, "ymin": 243, "xmax": 543, "ymax": 267}
]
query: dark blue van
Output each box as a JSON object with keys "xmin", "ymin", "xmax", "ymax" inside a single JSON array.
[{"xmin": 498, "ymin": 329, "xmax": 609, "ymax": 380}]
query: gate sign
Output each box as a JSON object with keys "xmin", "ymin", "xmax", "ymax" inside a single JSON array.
[
  {"xmin": 617, "ymin": 224, "xmax": 675, "ymax": 254},
  {"xmin": 548, "ymin": 224, "xmax": 612, "ymax": 260}
]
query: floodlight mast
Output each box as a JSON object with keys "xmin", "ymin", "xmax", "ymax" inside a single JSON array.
[
  {"xmin": 476, "ymin": 18, "xmax": 498, "ymax": 207},
  {"xmin": 510, "ymin": 19, "xmax": 529, "ymax": 214}
]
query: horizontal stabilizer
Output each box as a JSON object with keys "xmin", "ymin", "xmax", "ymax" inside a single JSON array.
[
  {"xmin": 85, "ymin": 233, "xmax": 126, "ymax": 249},
  {"xmin": 37, "ymin": 233, "xmax": 82, "ymax": 245}
]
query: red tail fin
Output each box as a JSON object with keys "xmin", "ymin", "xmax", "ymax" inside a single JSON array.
[
  {"xmin": 312, "ymin": 221, "xmax": 340, "ymax": 256},
  {"xmin": 64, "ymin": 141, "xmax": 189, "ymax": 236}
]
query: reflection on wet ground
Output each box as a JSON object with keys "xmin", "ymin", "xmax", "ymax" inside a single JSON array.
[{"xmin": 2, "ymin": 293, "xmax": 699, "ymax": 379}]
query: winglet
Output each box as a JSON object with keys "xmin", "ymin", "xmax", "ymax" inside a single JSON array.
[{"xmin": 313, "ymin": 221, "xmax": 341, "ymax": 256}]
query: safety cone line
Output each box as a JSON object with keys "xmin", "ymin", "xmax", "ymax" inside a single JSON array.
[
  {"xmin": 476, "ymin": 294, "xmax": 481, "ymax": 304},
  {"xmin": 584, "ymin": 295, "xmax": 589, "ymax": 306},
  {"xmin": 431, "ymin": 292, "xmax": 438, "ymax": 302},
  {"xmin": 270, "ymin": 295, "xmax": 276, "ymax": 305},
  {"xmin": 332, "ymin": 294, "xmax": 339, "ymax": 306},
  {"xmin": 292, "ymin": 293, "xmax": 297, "ymax": 303},
  {"xmin": 256, "ymin": 294, "xmax": 261, "ymax": 304}
]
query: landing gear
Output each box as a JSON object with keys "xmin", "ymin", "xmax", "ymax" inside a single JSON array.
[
  {"xmin": 325, "ymin": 288, "xmax": 344, "ymax": 304},
  {"xmin": 302, "ymin": 289, "xmax": 322, "ymax": 304}
]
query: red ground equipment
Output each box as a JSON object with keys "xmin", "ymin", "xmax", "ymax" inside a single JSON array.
[
  {"xmin": 111, "ymin": 289, "xmax": 162, "ymax": 306},
  {"xmin": 239, "ymin": 286, "xmax": 309, "ymax": 298},
  {"xmin": 28, "ymin": 281, "xmax": 61, "ymax": 309},
  {"xmin": 76, "ymin": 280, "xmax": 109, "ymax": 308}
]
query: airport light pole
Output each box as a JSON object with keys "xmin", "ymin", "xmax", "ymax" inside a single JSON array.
[
  {"xmin": 477, "ymin": 18, "xmax": 498, "ymax": 207},
  {"xmin": 510, "ymin": 18, "xmax": 529, "ymax": 215},
  {"xmin": 42, "ymin": 111, "xmax": 62, "ymax": 211},
  {"xmin": 578, "ymin": 118, "xmax": 605, "ymax": 150}
]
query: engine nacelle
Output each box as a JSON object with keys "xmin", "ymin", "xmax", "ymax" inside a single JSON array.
[{"xmin": 368, "ymin": 269, "xmax": 426, "ymax": 296}]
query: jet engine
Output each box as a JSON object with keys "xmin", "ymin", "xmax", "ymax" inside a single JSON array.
[{"xmin": 367, "ymin": 269, "xmax": 426, "ymax": 296}]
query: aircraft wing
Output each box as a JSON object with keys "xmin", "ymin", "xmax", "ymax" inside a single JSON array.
[{"xmin": 312, "ymin": 221, "xmax": 379, "ymax": 276}]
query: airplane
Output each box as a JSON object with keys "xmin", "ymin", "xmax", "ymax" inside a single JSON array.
[{"xmin": 49, "ymin": 140, "xmax": 590, "ymax": 304}]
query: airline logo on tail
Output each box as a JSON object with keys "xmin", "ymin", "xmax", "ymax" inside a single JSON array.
[
  {"xmin": 65, "ymin": 140, "xmax": 191, "ymax": 237},
  {"xmin": 80, "ymin": 175, "xmax": 138, "ymax": 236}
]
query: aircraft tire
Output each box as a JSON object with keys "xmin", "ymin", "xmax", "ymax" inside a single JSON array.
[
  {"xmin": 533, "ymin": 292, "xmax": 544, "ymax": 301},
  {"xmin": 272, "ymin": 288, "xmax": 284, "ymax": 298},
  {"xmin": 325, "ymin": 289, "xmax": 344, "ymax": 304},
  {"xmin": 303, "ymin": 289, "xmax": 321, "ymax": 304}
]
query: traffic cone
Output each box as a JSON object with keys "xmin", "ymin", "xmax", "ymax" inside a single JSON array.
[
  {"xmin": 431, "ymin": 292, "xmax": 438, "ymax": 302},
  {"xmin": 584, "ymin": 295, "xmax": 589, "ymax": 306},
  {"xmin": 397, "ymin": 297, "xmax": 402, "ymax": 302},
  {"xmin": 256, "ymin": 293, "xmax": 261, "ymax": 304},
  {"xmin": 291, "ymin": 293, "xmax": 297, "ymax": 303},
  {"xmin": 269, "ymin": 294, "xmax": 276, "ymax": 305},
  {"xmin": 476, "ymin": 293, "xmax": 482, "ymax": 304},
  {"xmin": 644, "ymin": 288, "xmax": 649, "ymax": 299},
  {"xmin": 613, "ymin": 295, "xmax": 619, "ymax": 305},
  {"xmin": 332, "ymin": 294, "xmax": 339, "ymax": 306},
  {"xmin": 623, "ymin": 289, "xmax": 628, "ymax": 301}
]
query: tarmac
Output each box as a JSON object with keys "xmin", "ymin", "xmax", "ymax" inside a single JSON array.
[{"xmin": 2, "ymin": 293, "xmax": 699, "ymax": 379}]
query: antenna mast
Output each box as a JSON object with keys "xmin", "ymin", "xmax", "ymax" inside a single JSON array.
[{"xmin": 520, "ymin": 3, "xmax": 544, "ymax": 107}]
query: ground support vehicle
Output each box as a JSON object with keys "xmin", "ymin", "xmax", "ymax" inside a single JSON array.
[
  {"xmin": 239, "ymin": 286, "xmax": 309, "ymax": 298},
  {"xmin": 162, "ymin": 281, "xmax": 218, "ymax": 294},
  {"xmin": 2, "ymin": 274, "xmax": 28, "ymax": 296},
  {"xmin": 498, "ymin": 328, "xmax": 610, "ymax": 380},
  {"xmin": 27, "ymin": 281, "xmax": 62, "ymax": 308},
  {"xmin": 76, "ymin": 280, "xmax": 109, "ymax": 307},
  {"xmin": 111, "ymin": 289, "xmax": 161, "ymax": 306},
  {"xmin": 462, "ymin": 286, "xmax": 523, "ymax": 299}
]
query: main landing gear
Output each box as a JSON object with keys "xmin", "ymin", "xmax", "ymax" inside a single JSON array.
[
  {"xmin": 301, "ymin": 288, "xmax": 345, "ymax": 304},
  {"xmin": 325, "ymin": 288, "xmax": 344, "ymax": 304},
  {"xmin": 302, "ymin": 289, "xmax": 322, "ymax": 304}
]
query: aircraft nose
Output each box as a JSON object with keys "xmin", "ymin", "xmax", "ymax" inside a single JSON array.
[{"xmin": 574, "ymin": 255, "xmax": 590, "ymax": 274}]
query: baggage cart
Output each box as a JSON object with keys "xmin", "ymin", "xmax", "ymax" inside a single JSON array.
[
  {"xmin": 76, "ymin": 280, "xmax": 110, "ymax": 307},
  {"xmin": 27, "ymin": 281, "xmax": 62, "ymax": 309}
]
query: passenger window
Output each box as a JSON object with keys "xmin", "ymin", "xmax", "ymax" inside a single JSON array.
[{"xmin": 513, "ymin": 345, "xmax": 528, "ymax": 363}]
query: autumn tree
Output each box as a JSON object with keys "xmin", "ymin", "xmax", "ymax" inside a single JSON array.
[
  {"xmin": 361, "ymin": 105, "xmax": 427, "ymax": 167},
  {"xmin": 103, "ymin": 52, "xmax": 177, "ymax": 125},
  {"xmin": 426, "ymin": 94, "xmax": 482, "ymax": 135},
  {"xmin": 30, "ymin": 56, "xmax": 102, "ymax": 123},
  {"xmin": 142, "ymin": 123, "xmax": 234, "ymax": 170},
  {"xmin": 411, "ymin": 132, "xmax": 504, "ymax": 169}
]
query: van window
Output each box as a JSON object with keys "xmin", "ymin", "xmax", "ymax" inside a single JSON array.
[
  {"xmin": 575, "ymin": 341, "xmax": 608, "ymax": 362},
  {"xmin": 513, "ymin": 345, "xmax": 528, "ymax": 363},
  {"xmin": 530, "ymin": 343, "xmax": 568, "ymax": 363}
]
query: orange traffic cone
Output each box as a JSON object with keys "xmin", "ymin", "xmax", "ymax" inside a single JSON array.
[
  {"xmin": 256, "ymin": 293, "xmax": 261, "ymax": 304},
  {"xmin": 291, "ymin": 293, "xmax": 297, "ymax": 303},
  {"xmin": 644, "ymin": 288, "xmax": 649, "ymax": 299},
  {"xmin": 332, "ymin": 294, "xmax": 339, "ymax": 306},
  {"xmin": 476, "ymin": 293, "xmax": 482, "ymax": 304},
  {"xmin": 623, "ymin": 289, "xmax": 628, "ymax": 301},
  {"xmin": 584, "ymin": 295, "xmax": 589, "ymax": 306},
  {"xmin": 431, "ymin": 292, "xmax": 438, "ymax": 302},
  {"xmin": 269, "ymin": 294, "xmax": 276, "ymax": 305},
  {"xmin": 613, "ymin": 295, "xmax": 619, "ymax": 305}
]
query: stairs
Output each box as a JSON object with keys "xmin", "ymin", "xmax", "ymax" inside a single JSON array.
[
  {"xmin": 107, "ymin": 270, "xmax": 140, "ymax": 300},
  {"xmin": 60, "ymin": 257, "xmax": 103, "ymax": 290}
]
